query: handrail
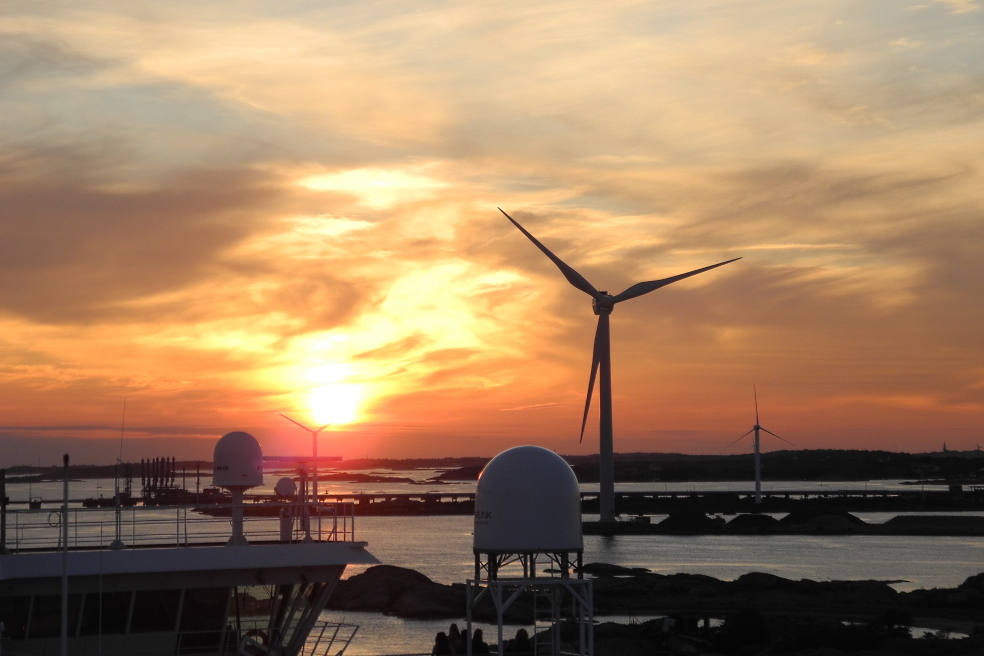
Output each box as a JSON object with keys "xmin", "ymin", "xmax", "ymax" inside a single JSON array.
[
  {"xmin": 4, "ymin": 501, "xmax": 356, "ymax": 553},
  {"xmin": 0, "ymin": 621, "xmax": 361, "ymax": 656}
]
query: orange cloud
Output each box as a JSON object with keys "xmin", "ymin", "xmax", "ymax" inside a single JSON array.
[{"xmin": 1, "ymin": 0, "xmax": 982, "ymax": 465}]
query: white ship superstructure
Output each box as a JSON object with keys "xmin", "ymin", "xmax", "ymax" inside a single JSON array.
[{"xmin": 0, "ymin": 432, "xmax": 377, "ymax": 656}]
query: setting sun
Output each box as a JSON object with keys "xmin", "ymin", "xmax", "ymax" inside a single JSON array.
[{"xmin": 309, "ymin": 383, "xmax": 362, "ymax": 425}]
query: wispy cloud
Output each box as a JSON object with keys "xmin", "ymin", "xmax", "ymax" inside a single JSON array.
[
  {"xmin": 935, "ymin": 0, "xmax": 980, "ymax": 13},
  {"xmin": 500, "ymin": 402, "xmax": 568, "ymax": 412}
]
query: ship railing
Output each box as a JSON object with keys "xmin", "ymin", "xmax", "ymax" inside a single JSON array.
[
  {"xmin": 2, "ymin": 501, "xmax": 356, "ymax": 553},
  {"xmin": 223, "ymin": 618, "xmax": 359, "ymax": 656},
  {"xmin": 299, "ymin": 619, "xmax": 360, "ymax": 656}
]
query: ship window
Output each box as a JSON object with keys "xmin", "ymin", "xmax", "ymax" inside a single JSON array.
[
  {"xmin": 275, "ymin": 582, "xmax": 320, "ymax": 648},
  {"xmin": 177, "ymin": 588, "xmax": 229, "ymax": 654},
  {"xmin": 131, "ymin": 589, "xmax": 181, "ymax": 633},
  {"xmin": 0, "ymin": 596, "xmax": 30, "ymax": 640},
  {"xmin": 79, "ymin": 591, "xmax": 131, "ymax": 636},
  {"xmin": 27, "ymin": 594, "xmax": 82, "ymax": 639},
  {"xmin": 238, "ymin": 585, "xmax": 275, "ymax": 618},
  {"xmin": 180, "ymin": 588, "xmax": 229, "ymax": 632}
]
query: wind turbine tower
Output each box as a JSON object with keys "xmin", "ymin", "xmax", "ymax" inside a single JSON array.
[
  {"xmin": 729, "ymin": 388, "xmax": 793, "ymax": 505},
  {"xmin": 501, "ymin": 208, "xmax": 740, "ymax": 522}
]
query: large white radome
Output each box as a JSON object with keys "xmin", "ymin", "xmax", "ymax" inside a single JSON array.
[
  {"xmin": 212, "ymin": 431, "xmax": 264, "ymax": 488},
  {"xmin": 473, "ymin": 445, "xmax": 583, "ymax": 553}
]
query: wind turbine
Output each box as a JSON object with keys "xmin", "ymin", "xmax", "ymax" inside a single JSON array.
[
  {"xmin": 500, "ymin": 208, "xmax": 741, "ymax": 522},
  {"xmin": 726, "ymin": 387, "xmax": 793, "ymax": 505},
  {"xmin": 280, "ymin": 414, "xmax": 332, "ymax": 503}
]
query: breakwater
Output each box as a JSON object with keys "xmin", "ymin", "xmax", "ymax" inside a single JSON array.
[
  {"xmin": 14, "ymin": 486, "xmax": 984, "ymax": 515},
  {"xmin": 189, "ymin": 489, "xmax": 984, "ymax": 535},
  {"xmin": 311, "ymin": 487, "xmax": 982, "ymax": 516}
]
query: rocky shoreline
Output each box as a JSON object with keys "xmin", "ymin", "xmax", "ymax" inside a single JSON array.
[
  {"xmin": 584, "ymin": 510, "xmax": 984, "ymax": 536},
  {"xmin": 327, "ymin": 565, "xmax": 984, "ymax": 655}
]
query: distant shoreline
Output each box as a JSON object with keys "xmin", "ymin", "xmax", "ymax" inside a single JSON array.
[{"xmin": 4, "ymin": 447, "xmax": 984, "ymax": 484}]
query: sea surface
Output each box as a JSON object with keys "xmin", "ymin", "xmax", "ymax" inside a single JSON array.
[
  {"xmin": 5, "ymin": 468, "xmax": 945, "ymax": 502},
  {"xmin": 7, "ymin": 474, "xmax": 982, "ymax": 655}
]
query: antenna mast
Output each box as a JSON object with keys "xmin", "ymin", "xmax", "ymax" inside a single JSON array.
[{"xmin": 110, "ymin": 399, "xmax": 126, "ymax": 550}]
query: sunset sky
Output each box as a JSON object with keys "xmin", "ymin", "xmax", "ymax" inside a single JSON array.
[{"xmin": 2, "ymin": 0, "xmax": 982, "ymax": 466}]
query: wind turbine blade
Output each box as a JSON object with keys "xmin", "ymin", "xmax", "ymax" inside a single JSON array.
[
  {"xmin": 761, "ymin": 427, "xmax": 794, "ymax": 446},
  {"xmin": 499, "ymin": 208, "xmax": 601, "ymax": 299},
  {"xmin": 723, "ymin": 428, "xmax": 755, "ymax": 451},
  {"xmin": 611, "ymin": 257, "xmax": 742, "ymax": 304},
  {"xmin": 579, "ymin": 318, "xmax": 604, "ymax": 444},
  {"xmin": 754, "ymin": 385, "xmax": 759, "ymax": 425},
  {"xmin": 280, "ymin": 413, "xmax": 314, "ymax": 433}
]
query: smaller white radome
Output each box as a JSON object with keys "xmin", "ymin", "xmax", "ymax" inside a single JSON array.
[
  {"xmin": 275, "ymin": 476, "xmax": 298, "ymax": 498},
  {"xmin": 474, "ymin": 445, "xmax": 582, "ymax": 553}
]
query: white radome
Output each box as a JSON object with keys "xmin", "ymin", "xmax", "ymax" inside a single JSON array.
[
  {"xmin": 274, "ymin": 476, "xmax": 298, "ymax": 498},
  {"xmin": 212, "ymin": 431, "xmax": 264, "ymax": 488},
  {"xmin": 474, "ymin": 445, "xmax": 583, "ymax": 553}
]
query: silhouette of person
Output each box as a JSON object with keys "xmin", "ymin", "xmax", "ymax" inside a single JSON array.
[
  {"xmin": 472, "ymin": 628, "xmax": 490, "ymax": 654},
  {"xmin": 448, "ymin": 623, "xmax": 463, "ymax": 654},
  {"xmin": 511, "ymin": 628, "xmax": 531, "ymax": 655},
  {"xmin": 432, "ymin": 631, "xmax": 453, "ymax": 656}
]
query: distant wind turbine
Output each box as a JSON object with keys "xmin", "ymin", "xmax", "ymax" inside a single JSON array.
[
  {"xmin": 501, "ymin": 208, "xmax": 741, "ymax": 522},
  {"xmin": 726, "ymin": 387, "xmax": 794, "ymax": 505},
  {"xmin": 280, "ymin": 414, "xmax": 331, "ymax": 502}
]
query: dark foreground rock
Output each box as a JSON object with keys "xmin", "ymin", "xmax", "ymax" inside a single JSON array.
[
  {"xmin": 585, "ymin": 509, "xmax": 984, "ymax": 536},
  {"xmin": 587, "ymin": 614, "xmax": 984, "ymax": 655},
  {"xmin": 327, "ymin": 565, "xmax": 530, "ymax": 621},
  {"xmin": 327, "ymin": 565, "xmax": 464, "ymax": 618},
  {"xmin": 329, "ymin": 565, "xmax": 984, "ymax": 653},
  {"xmin": 579, "ymin": 562, "xmax": 652, "ymax": 576},
  {"xmin": 588, "ymin": 568, "xmax": 981, "ymax": 623}
]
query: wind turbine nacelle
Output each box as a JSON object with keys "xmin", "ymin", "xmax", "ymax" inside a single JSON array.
[
  {"xmin": 591, "ymin": 295, "xmax": 614, "ymax": 315},
  {"xmin": 213, "ymin": 431, "xmax": 264, "ymax": 489}
]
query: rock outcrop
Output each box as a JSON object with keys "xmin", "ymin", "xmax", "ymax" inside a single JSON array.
[
  {"xmin": 327, "ymin": 565, "xmax": 529, "ymax": 621},
  {"xmin": 327, "ymin": 564, "xmax": 984, "ymax": 653},
  {"xmin": 327, "ymin": 565, "xmax": 464, "ymax": 618}
]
